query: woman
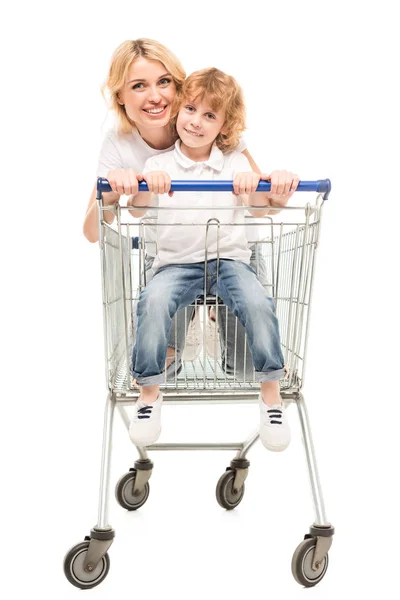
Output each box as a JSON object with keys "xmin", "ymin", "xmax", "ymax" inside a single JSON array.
[{"xmin": 83, "ymin": 38, "xmax": 298, "ymax": 377}]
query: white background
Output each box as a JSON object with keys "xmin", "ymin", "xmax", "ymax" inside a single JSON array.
[{"xmin": 2, "ymin": 0, "xmax": 399, "ymax": 597}]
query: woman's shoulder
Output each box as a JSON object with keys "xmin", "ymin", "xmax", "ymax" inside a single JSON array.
[{"xmin": 101, "ymin": 127, "xmax": 135, "ymax": 146}]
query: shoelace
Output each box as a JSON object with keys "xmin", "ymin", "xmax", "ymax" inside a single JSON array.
[
  {"xmin": 137, "ymin": 405, "xmax": 153, "ymax": 420},
  {"xmin": 267, "ymin": 407, "xmax": 283, "ymax": 425}
]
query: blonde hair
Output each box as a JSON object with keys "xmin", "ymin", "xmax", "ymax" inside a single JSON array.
[
  {"xmin": 103, "ymin": 39, "xmax": 186, "ymax": 133},
  {"xmin": 173, "ymin": 68, "xmax": 246, "ymax": 152}
]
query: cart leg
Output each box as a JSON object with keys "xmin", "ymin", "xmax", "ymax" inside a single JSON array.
[
  {"xmin": 291, "ymin": 393, "xmax": 334, "ymax": 579},
  {"xmin": 296, "ymin": 392, "xmax": 331, "ymax": 528},
  {"xmin": 95, "ymin": 391, "xmax": 116, "ymax": 530}
]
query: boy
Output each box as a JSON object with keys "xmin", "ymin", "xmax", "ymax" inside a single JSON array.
[{"xmin": 128, "ymin": 68, "xmax": 298, "ymax": 451}]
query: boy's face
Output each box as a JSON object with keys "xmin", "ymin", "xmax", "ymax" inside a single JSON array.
[{"xmin": 176, "ymin": 95, "xmax": 226, "ymax": 149}]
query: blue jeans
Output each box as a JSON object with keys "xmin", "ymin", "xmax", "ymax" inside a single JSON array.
[
  {"xmin": 143, "ymin": 245, "xmax": 269, "ymax": 379},
  {"xmin": 132, "ymin": 259, "xmax": 285, "ymax": 385}
]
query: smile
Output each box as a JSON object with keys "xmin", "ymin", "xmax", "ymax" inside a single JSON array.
[
  {"xmin": 184, "ymin": 128, "xmax": 203, "ymax": 137},
  {"xmin": 143, "ymin": 106, "xmax": 167, "ymax": 115}
]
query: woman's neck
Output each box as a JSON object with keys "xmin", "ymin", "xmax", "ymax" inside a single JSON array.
[{"xmin": 136, "ymin": 125, "xmax": 177, "ymax": 150}]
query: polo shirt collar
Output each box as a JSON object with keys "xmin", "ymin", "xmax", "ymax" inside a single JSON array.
[{"xmin": 173, "ymin": 140, "xmax": 224, "ymax": 172}]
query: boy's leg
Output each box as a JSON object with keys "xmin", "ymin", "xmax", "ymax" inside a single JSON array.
[
  {"xmin": 132, "ymin": 264, "xmax": 204, "ymax": 384},
  {"xmin": 214, "ymin": 260, "xmax": 285, "ymax": 380},
  {"xmin": 130, "ymin": 264, "xmax": 204, "ymax": 446},
  {"xmin": 213, "ymin": 260, "xmax": 290, "ymax": 452},
  {"xmin": 217, "ymin": 305, "xmax": 253, "ymax": 380},
  {"xmin": 141, "ymin": 256, "xmax": 194, "ymax": 376},
  {"xmin": 216, "ymin": 245, "xmax": 269, "ymax": 380}
]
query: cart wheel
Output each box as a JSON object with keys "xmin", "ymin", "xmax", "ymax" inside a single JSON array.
[
  {"xmin": 291, "ymin": 538, "xmax": 329, "ymax": 587},
  {"xmin": 216, "ymin": 469, "xmax": 245, "ymax": 510},
  {"xmin": 63, "ymin": 541, "xmax": 110, "ymax": 589},
  {"xmin": 115, "ymin": 470, "xmax": 150, "ymax": 511}
]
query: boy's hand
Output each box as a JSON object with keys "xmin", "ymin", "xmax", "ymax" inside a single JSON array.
[
  {"xmin": 262, "ymin": 170, "xmax": 299, "ymax": 207},
  {"xmin": 233, "ymin": 172, "xmax": 261, "ymax": 196},
  {"xmin": 106, "ymin": 168, "xmax": 143, "ymax": 196},
  {"xmin": 144, "ymin": 171, "xmax": 173, "ymax": 196}
]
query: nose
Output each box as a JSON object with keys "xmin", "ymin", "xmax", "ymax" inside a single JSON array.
[
  {"xmin": 148, "ymin": 85, "xmax": 162, "ymax": 104},
  {"xmin": 190, "ymin": 114, "xmax": 201, "ymax": 128}
]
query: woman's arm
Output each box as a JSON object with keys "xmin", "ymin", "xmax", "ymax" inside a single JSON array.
[
  {"xmin": 127, "ymin": 191, "xmax": 152, "ymax": 218},
  {"xmin": 83, "ymin": 185, "xmax": 120, "ymax": 243},
  {"xmin": 83, "ymin": 168, "xmax": 144, "ymax": 243}
]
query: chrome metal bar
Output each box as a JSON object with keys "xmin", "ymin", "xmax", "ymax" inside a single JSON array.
[
  {"xmin": 290, "ymin": 208, "xmax": 310, "ymax": 376},
  {"xmin": 274, "ymin": 222, "xmax": 284, "ymax": 310},
  {"xmin": 296, "ymin": 393, "xmax": 329, "ymax": 526},
  {"xmin": 115, "ymin": 392, "xmax": 298, "ymax": 405},
  {"xmin": 117, "ymin": 404, "xmax": 130, "ymax": 430},
  {"xmin": 285, "ymin": 227, "xmax": 300, "ymax": 373},
  {"xmin": 116, "ymin": 206, "xmax": 131, "ymax": 393},
  {"xmin": 96, "ymin": 392, "xmax": 116, "ymax": 529},
  {"xmin": 146, "ymin": 443, "xmax": 244, "ymax": 451},
  {"xmin": 97, "ymin": 195, "xmax": 111, "ymax": 389},
  {"xmin": 115, "ymin": 203, "xmax": 320, "ymax": 212},
  {"xmin": 126, "ymin": 224, "xmax": 135, "ymax": 357},
  {"xmin": 301, "ymin": 197, "xmax": 324, "ymax": 389},
  {"xmin": 235, "ymin": 429, "xmax": 260, "ymax": 458}
]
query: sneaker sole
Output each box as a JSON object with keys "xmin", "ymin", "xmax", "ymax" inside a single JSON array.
[
  {"xmin": 260, "ymin": 440, "xmax": 290, "ymax": 452},
  {"xmin": 129, "ymin": 428, "xmax": 161, "ymax": 447}
]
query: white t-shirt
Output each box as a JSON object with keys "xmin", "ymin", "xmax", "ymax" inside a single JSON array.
[
  {"xmin": 96, "ymin": 128, "xmax": 248, "ymax": 255},
  {"xmin": 143, "ymin": 141, "xmax": 253, "ymax": 272}
]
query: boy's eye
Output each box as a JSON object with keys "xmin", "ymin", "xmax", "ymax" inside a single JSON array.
[
  {"xmin": 185, "ymin": 105, "xmax": 194, "ymax": 112},
  {"xmin": 206, "ymin": 113, "xmax": 216, "ymax": 120}
]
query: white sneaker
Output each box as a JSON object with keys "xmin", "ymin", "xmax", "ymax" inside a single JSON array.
[
  {"xmin": 182, "ymin": 308, "xmax": 203, "ymax": 361},
  {"xmin": 259, "ymin": 395, "xmax": 291, "ymax": 452},
  {"xmin": 129, "ymin": 393, "xmax": 163, "ymax": 447},
  {"xmin": 206, "ymin": 309, "xmax": 221, "ymax": 360}
]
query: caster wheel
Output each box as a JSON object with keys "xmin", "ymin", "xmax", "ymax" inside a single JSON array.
[
  {"xmin": 291, "ymin": 538, "xmax": 329, "ymax": 587},
  {"xmin": 216, "ymin": 469, "xmax": 245, "ymax": 510},
  {"xmin": 63, "ymin": 541, "xmax": 110, "ymax": 589},
  {"xmin": 115, "ymin": 470, "xmax": 150, "ymax": 511}
]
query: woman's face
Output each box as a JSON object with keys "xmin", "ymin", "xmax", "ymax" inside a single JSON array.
[{"xmin": 118, "ymin": 57, "xmax": 177, "ymax": 130}]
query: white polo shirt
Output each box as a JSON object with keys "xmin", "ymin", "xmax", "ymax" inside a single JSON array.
[
  {"xmin": 143, "ymin": 141, "xmax": 253, "ymax": 272},
  {"xmin": 96, "ymin": 128, "xmax": 248, "ymax": 256}
]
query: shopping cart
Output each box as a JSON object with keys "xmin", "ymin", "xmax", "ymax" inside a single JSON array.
[{"xmin": 64, "ymin": 178, "xmax": 334, "ymax": 589}]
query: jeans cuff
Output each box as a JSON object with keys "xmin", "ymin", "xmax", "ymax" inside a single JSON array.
[
  {"xmin": 255, "ymin": 368, "xmax": 286, "ymax": 382},
  {"xmin": 131, "ymin": 372, "xmax": 167, "ymax": 386}
]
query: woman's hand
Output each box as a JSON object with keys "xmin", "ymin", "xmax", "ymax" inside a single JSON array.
[
  {"xmin": 144, "ymin": 171, "xmax": 173, "ymax": 196},
  {"xmin": 106, "ymin": 168, "xmax": 144, "ymax": 196},
  {"xmin": 233, "ymin": 171, "xmax": 261, "ymax": 196},
  {"xmin": 262, "ymin": 170, "xmax": 299, "ymax": 207}
]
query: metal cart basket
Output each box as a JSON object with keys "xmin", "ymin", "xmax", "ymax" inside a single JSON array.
[{"xmin": 64, "ymin": 179, "xmax": 334, "ymax": 589}]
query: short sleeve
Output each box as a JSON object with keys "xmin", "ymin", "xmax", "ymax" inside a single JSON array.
[
  {"xmin": 96, "ymin": 132, "xmax": 123, "ymax": 177},
  {"xmin": 231, "ymin": 152, "xmax": 252, "ymax": 178},
  {"xmin": 236, "ymin": 135, "xmax": 247, "ymax": 153}
]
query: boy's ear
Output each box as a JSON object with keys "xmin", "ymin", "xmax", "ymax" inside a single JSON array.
[{"xmin": 220, "ymin": 123, "xmax": 229, "ymax": 135}]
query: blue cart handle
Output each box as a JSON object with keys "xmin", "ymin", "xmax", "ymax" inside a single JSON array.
[{"xmin": 97, "ymin": 178, "xmax": 331, "ymax": 200}]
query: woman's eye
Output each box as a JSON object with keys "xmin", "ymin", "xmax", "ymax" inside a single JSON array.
[
  {"xmin": 159, "ymin": 78, "xmax": 171, "ymax": 86},
  {"xmin": 132, "ymin": 83, "xmax": 144, "ymax": 90}
]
